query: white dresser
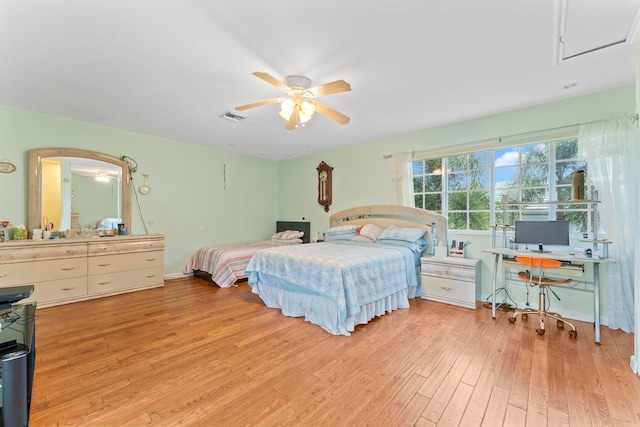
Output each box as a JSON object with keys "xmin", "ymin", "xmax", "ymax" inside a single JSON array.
[
  {"xmin": 0, "ymin": 234, "xmax": 164, "ymax": 308},
  {"xmin": 421, "ymin": 256, "xmax": 479, "ymax": 309}
]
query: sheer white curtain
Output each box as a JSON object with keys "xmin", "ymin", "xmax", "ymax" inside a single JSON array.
[
  {"xmin": 578, "ymin": 114, "xmax": 639, "ymax": 333},
  {"xmin": 392, "ymin": 152, "xmax": 414, "ymax": 207}
]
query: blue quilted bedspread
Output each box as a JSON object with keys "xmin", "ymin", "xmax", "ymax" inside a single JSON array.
[{"xmin": 245, "ymin": 241, "xmax": 417, "ymax": 322}]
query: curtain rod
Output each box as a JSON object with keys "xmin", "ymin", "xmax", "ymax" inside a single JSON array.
[{"xmin": 382, "ymin": 112, "xmax": 638, "ymax": 159}]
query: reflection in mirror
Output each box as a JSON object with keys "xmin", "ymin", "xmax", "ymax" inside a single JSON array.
[
  {"xmin": 29, "ymin": 148, "xmax": 131, "ymax": 235},
  {"xmin": 55, "ymin": 158, "xmax": 121, "ymax": 230}
]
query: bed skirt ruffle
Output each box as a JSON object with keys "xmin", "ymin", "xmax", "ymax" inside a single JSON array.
[{"xmin": 250, "ymin": 280, "xmax": 416, "ymax": 336}]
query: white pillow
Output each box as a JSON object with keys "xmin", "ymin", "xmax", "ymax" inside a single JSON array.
[
  {"xmin": 269, "ymin": 238, "xmax": 303, "ymax": 246},
  {"xmin": 352, "ymin": 234, "xmax": 375, "ymax": 243},
  {"xmin": 271, "ymin": 230, "xmax": 304, "ymax": 240},
  {"xmin": 359, "ymin": 223, "xmax": 383, "ymax": 242},
  {"xmin": 378, "ymin": 225, "xmax": 426, "ymax": 243}
]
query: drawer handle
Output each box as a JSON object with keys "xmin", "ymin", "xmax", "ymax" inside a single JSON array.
[
  {"xmin": 61, "ymin": 287, "xmax": 75, "ymax": 291},
  {"xmin": 61, "ymin": 267, "xmax": 75, "ymax": 271},
  {"xmin": 98, "ymin": 281, "xmax": 111, "ymax": 285},
  {"xmin": 0, "ymin": 274, "xmax": 6, "ymax": 278},
  {"xmin": 440, "ymin": 286, "xmax": 453, "ymax": 291},
  {"xmin": 145, "ymin": 274, "xmax": 156, "ymax": 278},
  {"xmin": 145, "ymin": 258, "xmax": 156, "ymax": 262},
  {"xmin": 98, "ymin": 263, "xmax": 111, "ymax": 267}
]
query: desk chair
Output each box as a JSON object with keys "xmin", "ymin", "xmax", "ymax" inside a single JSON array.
[{"xmin": 508, "ymin": 256, "xmax": 577, "ymax": 338}]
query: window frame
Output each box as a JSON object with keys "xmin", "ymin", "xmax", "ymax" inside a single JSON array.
[{"xmin": 412, "ymin": 137, "xmax": 592, "ymax": 233}]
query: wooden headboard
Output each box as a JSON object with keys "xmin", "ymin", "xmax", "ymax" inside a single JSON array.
[
  {"xmin": 276, "ymin": 221, "xmax": 311, "ymax": 244},
  {"xmin": 329, "ymin": 205, "xmax": 448, "ymax": 248}
]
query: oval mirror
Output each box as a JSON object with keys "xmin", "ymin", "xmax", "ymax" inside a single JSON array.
[{"xmin": 28, "ymin": 148, "xmax": 131, "ymax": 234}]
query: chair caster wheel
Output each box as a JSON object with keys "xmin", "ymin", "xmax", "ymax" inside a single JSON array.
[
  {"xmin": 569, "ymin": 330, "xmax": 577, "ymax": 338},
  {"xmin": 557, "ymin": 320, "xmax": 564, "ymax": 328},
  {"xmin": 522, "ymin": 313, "xmax": 528, "ymax": 320},
  {"xmin": 508, "ymin": 317, "xmax": 516, "ymax": 324},
  {"xmin": 536, "ymin": 328, "xmax": 545, "ymax": 336}
]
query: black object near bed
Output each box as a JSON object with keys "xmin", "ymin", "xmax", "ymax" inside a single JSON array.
[{"xmin": 276, "ymin": 221, "xmax": 311, "ymax": 243}]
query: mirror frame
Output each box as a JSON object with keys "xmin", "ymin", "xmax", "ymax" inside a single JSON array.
[{"xmin": 28, "ymin": 148, "xmax": 132, "ymax": 233}]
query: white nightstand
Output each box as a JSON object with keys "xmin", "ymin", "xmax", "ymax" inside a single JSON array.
[{"xmin": 421, "ymin": 256, "xmax": 480, "ymax": 309}]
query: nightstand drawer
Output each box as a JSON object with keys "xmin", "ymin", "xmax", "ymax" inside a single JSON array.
[
  {"xmin": 421, "ymin": 262, "xmax": 476, "ymax": 282},
  {"xmin": 422, "ymin": 276, "xmax": 476, "ymax": 309}
]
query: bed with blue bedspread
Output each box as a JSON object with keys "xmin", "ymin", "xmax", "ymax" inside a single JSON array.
[{"xmin": 246, "ymin": 205, "xmax": 448, "ymax": 335}]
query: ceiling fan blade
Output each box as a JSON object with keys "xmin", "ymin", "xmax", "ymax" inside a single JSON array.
[
  {"xmin": 285, "ymin": 106, "xmax": 300, "ymax": 130},
  {"xmin": 253, "ymin": 72, "xmax": 289, "ymax": 91},
  {"xmin": 235, "ymin": 98, "xmax": 281, "ymax": 111},
  {"xmin": 307, "ymin": 80, "xmax": 351, "ymax": 97},
  {"xmin": 314, "ymin": 102, "xmax": 351, "ymax": 125}
]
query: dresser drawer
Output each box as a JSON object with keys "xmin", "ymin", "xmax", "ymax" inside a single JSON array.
[
  {"xmin": 22, "ymin": 277, "xmax": 88, "ymax": 304},
  {"xmin": 0, "ymin": 243, "xmax": 87, "ymax": 263},
  {"xmin": 88, "ymin": 237, "xmax": 164, "ymax": 256},
  {"xmin": 0, "ymin": 258, "xmax": 87, "ymax": 286},
  {"xmin": 88, "ymin": 266, "xmax": 164, "ymax": 294},
  {"xmin": 422, "ymin": 275, "xmax": 476, "ymax": 309},
  {"xmin": 88, "ymin": 250, "xmax": 164, "ymax": 275}
]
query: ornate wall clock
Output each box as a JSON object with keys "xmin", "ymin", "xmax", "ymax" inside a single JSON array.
[{"xmin": 317, "ymin": 161, "xmax": 333, "ymax": 212}]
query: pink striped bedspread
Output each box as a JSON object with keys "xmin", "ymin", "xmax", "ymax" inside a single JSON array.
[{"xmin": 184, "ymin": 240, "xmax": 300, "ymax": 288}]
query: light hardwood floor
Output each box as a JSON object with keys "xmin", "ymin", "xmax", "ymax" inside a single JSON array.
[{"xmin": 30, "ymin": 277, "xmax": 640, "ymax": 426}]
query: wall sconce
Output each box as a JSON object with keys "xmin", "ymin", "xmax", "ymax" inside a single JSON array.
[{"xmin": 139, "ymin": 174, "xmax": 151, "ymax": 195}]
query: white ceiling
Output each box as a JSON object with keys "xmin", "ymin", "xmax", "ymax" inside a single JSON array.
[{"xmin": 1, "ymin": 0, "xmax": 638, "ymax": 161}]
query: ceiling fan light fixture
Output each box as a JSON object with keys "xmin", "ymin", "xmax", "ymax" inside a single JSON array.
[
  {"xmin": 279, "ymin": 98, "xmax": 316, "ymax": 124},
  {"xmin": 237, "ymin": 72, "xmax": 351, "ymax": 129},
  {"xmin": 299, "ymin": 113, "xmax": 312, "ymax": 125},
  {"xmin": 281, "ymin": 98, "xmax": 295, "ymax": 111},
  {"xmin": 300, "ymin": 99, "xmax": 316, "ymax": 117},
  {"xmin": 279, "ymin": 109, "xmax": 292, "ymax": 121},
  {"xmin": 95, "ymin": 175, "xmax": 110, "ymax": 183}
]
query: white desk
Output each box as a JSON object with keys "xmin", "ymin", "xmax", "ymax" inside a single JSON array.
[{"xmin": 483, "ymin": 248, "xmax": 615, "ymax": 344}]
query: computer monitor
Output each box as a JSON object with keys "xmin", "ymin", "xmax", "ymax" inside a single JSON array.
[{"xmin": 514, "ymin": 220, "xmax": 570, "ymax": 253}]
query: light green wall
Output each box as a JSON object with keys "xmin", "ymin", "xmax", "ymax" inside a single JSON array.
[
  {"xmin": 0, "ymin": 105, "xmax": 280, "ymax": 274},
  {"xmin": 278, "ymin": 85, "xmax": 635, "ymax": 324}
]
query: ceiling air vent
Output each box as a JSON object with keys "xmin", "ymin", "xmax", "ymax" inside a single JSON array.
[{"xmin": 219, "ymin": 110, "xmax": 248, "ymax": 122}]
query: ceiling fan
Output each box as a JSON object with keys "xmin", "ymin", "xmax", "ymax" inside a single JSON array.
[{"xmin": 235, "ymin": 72, "xmax": 351, "ymax": 130}]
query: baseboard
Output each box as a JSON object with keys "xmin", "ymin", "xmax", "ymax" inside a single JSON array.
[{"xmin": 164, "ymin": 272, "xmax": 193, "ymax": 280}]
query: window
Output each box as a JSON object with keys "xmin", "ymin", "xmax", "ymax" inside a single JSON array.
[
  {"xmin": 413, "ymin": 158, "xmax": 443, "ymax": 213},
  {"xmin": 413, "ymin": 138, "xmax": 591, "ymax": 232},
  {"xmin": 447, "ymin": 152, "xmax": 491, "ymax": 231}
]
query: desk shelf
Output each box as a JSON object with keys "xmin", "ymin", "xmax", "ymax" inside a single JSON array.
[
  {"xmin": 501, "ymin": 199, "xmax": 600, "ymax": 206},
  {"xmin": 492, "ymin": 191, "xmax": 609, "ymax": 259},
  {"xmin": 502, "ymin": 259, "xmax": 585, "ymax": 278}
]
